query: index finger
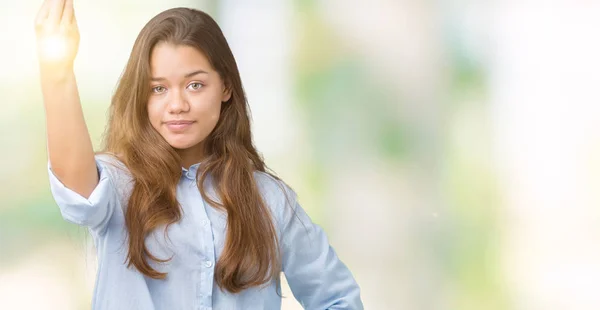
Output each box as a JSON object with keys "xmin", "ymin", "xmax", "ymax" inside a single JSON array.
[
  {"xmin": 48, "ymin": 0, "xmax": 66, "ymax": 26},
  {"xmin": 35, "ymin": 0, "xmax": 51, "ymax": 26},
  {"xmin": 61, "ymin": 0, "xmax": 74, "ymax": 26}
]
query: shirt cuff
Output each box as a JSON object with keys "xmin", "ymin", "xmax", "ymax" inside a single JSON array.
[{"xmin": 48, "ymin": 157, "xmax": 115, "ymax": 229}]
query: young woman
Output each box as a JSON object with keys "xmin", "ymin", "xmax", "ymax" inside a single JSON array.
[{"xmin": 35, "ymin": 1, "xmax": 362, "ymax": 309}]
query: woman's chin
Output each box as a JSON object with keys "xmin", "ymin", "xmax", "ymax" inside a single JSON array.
[{"xmin": 166, "ymin": 140, "xmax": 195, "ymax": 150}]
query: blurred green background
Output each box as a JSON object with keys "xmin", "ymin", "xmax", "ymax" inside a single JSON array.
[{"xmin": 3, "ymin": 1, "xmax": 600, "ymax": 309}]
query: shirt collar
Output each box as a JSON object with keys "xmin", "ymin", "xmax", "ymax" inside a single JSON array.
[{"xmin": 181, "ymin": 162, "xmax": 201, "ymax": 180}]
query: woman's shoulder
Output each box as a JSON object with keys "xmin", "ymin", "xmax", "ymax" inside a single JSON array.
[
  {"xmin": 252, "ymin": 170, "xmax": 297, "ymax": 216},
  {"xmin": 94, "ymin": 152, "xmax": 134, "ymax": 200},
  {"xmin": 253, "ymin": 170, "xmax": 294, "ymax": 196},
  {"xmin": 94, "ymin": 152, "xmax": 132, "ymax": 176}
]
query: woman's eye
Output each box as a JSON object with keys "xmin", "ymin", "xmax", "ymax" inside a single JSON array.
[
  {"xmin": 188, "ymin": 82, "xmax": 203, "ymax": 90},
  {"xmin": 152, "ymin": 86, "xmax": 166, "ymax": 93}
]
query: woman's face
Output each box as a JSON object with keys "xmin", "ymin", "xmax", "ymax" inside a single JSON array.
[{"xmin": 147, "ymin": 42, "xmax": 230, "ymax": 162}]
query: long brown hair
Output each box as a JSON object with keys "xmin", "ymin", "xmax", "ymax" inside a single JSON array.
[{"xmin": 98, "ymin": 8, "xmax": 284, "ymax": 293}]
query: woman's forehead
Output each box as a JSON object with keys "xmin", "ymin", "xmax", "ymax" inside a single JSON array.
[{"xmin": 149, "ymin": 42, "xmax": 215, "ymax": 78}]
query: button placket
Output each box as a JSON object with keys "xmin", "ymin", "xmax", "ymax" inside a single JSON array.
[{"xmin": 189, "ymin": 182, "xmax": 216, "ymax": 309}]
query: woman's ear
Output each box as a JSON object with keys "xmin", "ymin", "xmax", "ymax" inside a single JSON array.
[{"xmin": 222, "ymin": 84, "xmax": 232, "ymax": 102}]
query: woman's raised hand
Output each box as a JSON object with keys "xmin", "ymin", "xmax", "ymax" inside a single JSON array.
[{"xmin": 35, "ymin": 0, "xmax": 80, "ymax": 74}]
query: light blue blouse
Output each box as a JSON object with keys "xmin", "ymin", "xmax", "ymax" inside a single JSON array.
[{"xmin": 47, "ymin": 154, "xmax": 363, "ymax": 310}]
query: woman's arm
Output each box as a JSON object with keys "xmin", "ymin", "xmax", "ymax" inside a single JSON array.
[
  {"xmin": 36, "ymin": 0, "xmax": 119, "ymax": 234},
  {"xmin": 36, "ymin": 0, "xmax": 96, "ymax": 199},
  {"xmin": 280, "ymin": 189, "xmax": 363, "ymax": 309}
]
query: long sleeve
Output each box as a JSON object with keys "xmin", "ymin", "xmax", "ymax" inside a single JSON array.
[
  {"xmin": 280, "ymin": 191, "xmax": 363, "ymax": 310},
  {"xmin": 47, "ymin": 154, "xmax": 119, "ymax": 235}
]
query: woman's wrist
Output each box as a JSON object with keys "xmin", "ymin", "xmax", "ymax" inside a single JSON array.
[{"xmin": 39, "ymin": 64, "xmax": 75, "ymax": 84}]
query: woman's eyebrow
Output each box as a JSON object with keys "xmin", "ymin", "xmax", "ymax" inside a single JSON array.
[
  {"xmin": 184, "ymin": 69, "xmax": 209, "ymax": 78},
  {"xmin": 150, "ymin": 70, "xmax": 209, "ymax": 82}
]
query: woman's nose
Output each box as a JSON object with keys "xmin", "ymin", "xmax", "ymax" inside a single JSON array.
[{"xmin": 167, "ymin": 91, "xmax": 190, "ymax": 113}]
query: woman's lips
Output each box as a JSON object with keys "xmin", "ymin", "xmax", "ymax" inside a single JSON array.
[{"xmin": 165, "ymin": 121, "xmax": 195, "ymax": 132}]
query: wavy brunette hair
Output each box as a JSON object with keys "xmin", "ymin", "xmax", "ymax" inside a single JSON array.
[{"xmin": 97, "ymin": 8, "xmax": 285, "ymax": 293}]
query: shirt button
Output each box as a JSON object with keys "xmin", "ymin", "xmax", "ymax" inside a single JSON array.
[
  {"xmin": 204, "ymin": 260, "xmax": 213, "ymax": 268},
  {"xmin": 201, "ymin": 219, "xmax": 208, "ymax": 226}
]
